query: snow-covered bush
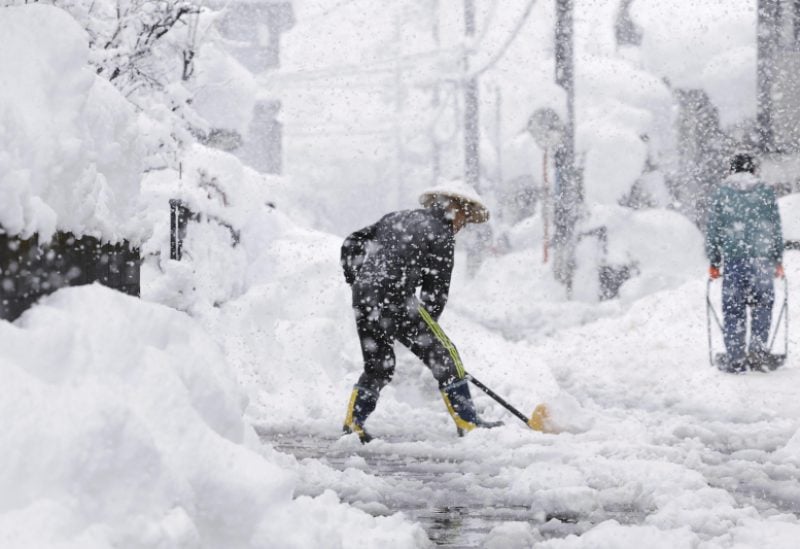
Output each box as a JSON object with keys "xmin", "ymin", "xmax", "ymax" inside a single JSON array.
[
  {"xmin": 140, "ymin": 143, "xmax": 286, "ymax": 311},
  {"xmin": 0, "ymin": 4, "xmax": 145, "ymax": 242}
]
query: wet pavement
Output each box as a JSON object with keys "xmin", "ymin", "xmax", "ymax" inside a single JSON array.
[
  {"xmin": 258, "ymin": 412, "xmax": 800, "ymax": 548},
  {"xmin": 261, "ymin": 431, "xmax": 648, "ymax": 547}
]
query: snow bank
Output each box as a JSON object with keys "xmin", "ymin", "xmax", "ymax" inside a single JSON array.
[
  {"xmin": 0, "ymin": 285, "xmax": 427, "ymax": 547},
  {"xmin": 453, "ymin": 204, "xmax": 704, "ymax": 340},
  {"xmin": 0, "ymin": 5, "xmax": 146, "ymax": 243},
  {"xmin": 208, "ymin": 222, "xmax": 367, "ymax": 432},
  {"xmin": 580, "ymin": 205, "xmax": 706, "ymax": 302}
]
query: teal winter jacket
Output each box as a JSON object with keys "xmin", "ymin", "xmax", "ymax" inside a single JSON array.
[{"xmin": 705, "ymin": 172, "xmax": 783, "ymax": 268}]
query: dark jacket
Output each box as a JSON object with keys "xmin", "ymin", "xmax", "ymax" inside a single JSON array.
[
  {"xmin": 341, "ymin": 205, "xmax": 455, "ymax": 319},
  {"xmin": 705, "ymin": 172, "xmax": 783, "ymax": 268}
]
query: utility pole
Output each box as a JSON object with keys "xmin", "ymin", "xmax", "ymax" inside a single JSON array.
[
  {"xmin": 527, "ymin": 108, "xmax": 563, "ymax": 265},
  {"xmin": 542, "ymin": 148, "xmax": 550, "ymax": 263},
  {"xmin": 392, "ymin": 11, "xmax": 404, "ymax": 207},
  {"xmin": 757, "ymin": 0, "xmax": 780, "ymax": 153},
  {"xmin": 494, "ymin": 85, "xmax": 503, "ymax": 188},
  {"xmin": 431, "ymin": 0, "xmax": 442, "ymax": 185},
  {"xmin": 464, "ymin": 0, "xmax": 480, "ymax": 192},
  {"xmin": 554, "ymin": 0, "xmax": 579, "ymax": 293}
]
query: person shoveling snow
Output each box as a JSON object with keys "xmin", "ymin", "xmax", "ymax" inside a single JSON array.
[{"xmin": 339, "ymin": 181, "xmax": 509, "ymax": 442}]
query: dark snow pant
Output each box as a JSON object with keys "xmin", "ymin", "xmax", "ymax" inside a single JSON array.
[
  {"xmin": 722, "ymin": 258, "xmax": 774, "ymax": 364},
  {"xmin": 349, "ymin": 283, "xmax": 466, "ymax": 421}
]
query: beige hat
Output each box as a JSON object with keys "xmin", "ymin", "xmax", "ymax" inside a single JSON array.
[{"xmin": 419, "ymin": 180, "xmax": 490, "ymax": 224}]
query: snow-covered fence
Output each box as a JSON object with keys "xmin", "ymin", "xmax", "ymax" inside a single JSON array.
[
  {"xmin": 575, "ymin": 226, "xmax": 638, "ymax": 301},
  {"xmin": 169, "ymin": 198, "xmax": 240, "ymax": 262},
  {"xmin": 0, "ymin": 232, "xmax": 140, "ymax": 321},
  {"xmin": 169, "ymin": 199, "xmax": 192, "ymax": 261}
]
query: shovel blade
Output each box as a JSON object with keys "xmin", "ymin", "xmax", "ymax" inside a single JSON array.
[{"xmin": 528, "ymin": 403, "xmax": 554, "ymax": 433}]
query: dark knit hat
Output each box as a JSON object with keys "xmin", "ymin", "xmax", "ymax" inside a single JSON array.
[{"xmin": 730, "ymin": 153, "xmax": 757, "ymax": 174}]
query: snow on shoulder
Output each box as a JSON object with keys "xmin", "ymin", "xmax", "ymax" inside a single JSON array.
[{"xmin": 0, "ymin": 4, "xmax": 146, "ymax": 243}]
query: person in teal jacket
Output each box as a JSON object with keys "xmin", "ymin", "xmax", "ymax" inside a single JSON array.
[{"xmin": 706, "ymin": 153, "xmax": 784, "ymax": 372}]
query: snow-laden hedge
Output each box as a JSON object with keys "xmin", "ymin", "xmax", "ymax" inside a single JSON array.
[{"xmin": 0, "ymin": 5, "xmax": 145, "ymax": 243}]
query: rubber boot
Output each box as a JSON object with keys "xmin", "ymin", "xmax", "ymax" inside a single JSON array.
[
  {"xmin": 441, "ymin": 379, "xmax": 502, "ymax": 436},
  {"xmin": 342, "ymin": 385, "xmax": 378, "ymax": 443},
  {"xmin": 725, "ymin": 356, "xmax": 748, "ymax": 374}
]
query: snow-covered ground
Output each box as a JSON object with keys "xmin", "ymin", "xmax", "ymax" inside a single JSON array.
[
  {"xmin": 6, "ymin": 200, "xmax": 796, "ymax": 547},
  {"xmin": 218, "ymin": 206, "xmax": 800, "ymax": 548}
]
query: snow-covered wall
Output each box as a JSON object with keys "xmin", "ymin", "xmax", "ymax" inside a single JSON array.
[{"xmin": 0, "ymin": 5, "xmax": 146, "ymax": 243}]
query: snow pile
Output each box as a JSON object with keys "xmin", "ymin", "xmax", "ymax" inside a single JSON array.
[
  {"xmin": 449, "ymin": 204, "xmax": 705, "ymax": 341},
  {"xmin": 0, "ymin": 285, "xmax": 428, "ymax": 548},
  {"xmin": 0, "ymin": 5, "xmax": 146, "ymax": 243},
  {"xmin": 208, "ymin": 223, "xmax": 373, "ymax": 432},
  {"xmin": 578, "ymin": 205, "xmax": 706, "ymax": 302}
]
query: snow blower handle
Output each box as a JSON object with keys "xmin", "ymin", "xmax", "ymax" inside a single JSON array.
[{"xmin": 464, "ymin": 372, "xmax": 550, "ymax": 432}]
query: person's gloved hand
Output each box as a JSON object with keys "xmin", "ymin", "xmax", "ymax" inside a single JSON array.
[
  {"xmin": 709, "ymin": 265, "xmax": 721, "ymax": 280},
  {"xmin": 776, "ymin": 264, "xmax": 785, "ymax": 279}
]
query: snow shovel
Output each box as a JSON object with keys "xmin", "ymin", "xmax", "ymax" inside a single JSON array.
[
  {"xmin": 464, "ymin": 371, "xmax": 554, "ymax": 433},
  {"xmin": 705, "ymin": 276, "xmax": 789, "ymax": 371}
]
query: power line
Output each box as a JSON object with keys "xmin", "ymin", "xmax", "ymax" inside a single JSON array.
[
  {"xmin": 473, "ymin": 0, "xmax": 500, "ymax": 51},
  {"xmin": 470, "ymin": 0, "xmax": 538, "ymax": 78},
  {"xmin": 260, "ymin": 46, "xmax": 462, "ymax": 88},
  {"xmin": 301, "ymin": 0, "xmax": 362, "ymax": 23},
  {"xmin": 271, "ymin": 1, "xmax": 525, "ymax": 89}
]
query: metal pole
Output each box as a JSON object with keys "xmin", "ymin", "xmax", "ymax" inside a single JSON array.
[
  {"xmin": 542, "ymin": 149, "xmax": 549, "ymax": 263},
  {"xmin": 431, "ymin": 0, "xmax": 442, "ymax": 185},
  {"xmin": 464, "ymin": 0, "xmax": 480, "ymax": 192},
  {"xmin": 757, "ymin": 0, "xmax": 779, "ymax": 153},
  {"xmin": 393, "ymin": 14, "xmax": 404, "ymax": 205},
  {"xmin": 170, "ymin": 199, "xmax": 181, "ymax": 261},
  {"xmin": 495, "ymin": 85, "xmax": 503, "ymax": 188},
  {"xmin": 554, "ymin": 0, "xmax": 578, "ymax": 293}
]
